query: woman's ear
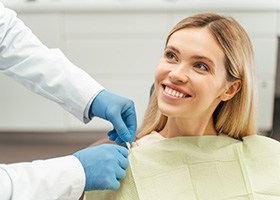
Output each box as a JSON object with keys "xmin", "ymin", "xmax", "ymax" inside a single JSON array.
[{"xmin": 221, "ymin": 80, "xmax": 241, "ymax": 101}]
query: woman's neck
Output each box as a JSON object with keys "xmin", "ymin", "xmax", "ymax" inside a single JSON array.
[{"xmin": 159, "ymin": 117, "xmax": 217, "ymax": 138}]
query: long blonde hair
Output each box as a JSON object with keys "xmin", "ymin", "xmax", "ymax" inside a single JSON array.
[{"xmin": 138, "ymin": 13, "xmax": 256, "ymax": 140}]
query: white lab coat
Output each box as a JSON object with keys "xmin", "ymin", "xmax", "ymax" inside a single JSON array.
[
  {"xmin": 0, "ymin": 3, "xmax": 104, "ymax": 199},
  {"xmin": 0, "ymin": 156, "xmax": 85, "ymax": 200}
]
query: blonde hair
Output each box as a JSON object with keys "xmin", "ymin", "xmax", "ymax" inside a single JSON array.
[{"xmin": 138, "ymin": 13, "xmax": 256, "ymax": 140}]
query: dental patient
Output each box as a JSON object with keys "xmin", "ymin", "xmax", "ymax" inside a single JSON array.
[{"xmin": 86, "ymin": 13, "xmax": 280, "ymax": 200}]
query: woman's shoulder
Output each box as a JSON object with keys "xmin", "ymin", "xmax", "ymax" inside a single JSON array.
[
  {"xmin": 242, "ymin": 135, "xmax": 280, "ymax": 158},
  {"xmin": 243, "ymin": 135, "xmax": 280, "ymax": 146}
]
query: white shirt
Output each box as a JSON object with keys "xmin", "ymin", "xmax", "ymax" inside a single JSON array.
[{"xmin": 0, "ymin": 3, "xmax": 104, "ymax": 199}]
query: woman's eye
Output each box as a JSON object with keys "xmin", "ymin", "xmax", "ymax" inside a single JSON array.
[
  {"xmin": 165, "ymin": 51, "xmax": 177, "ymax": 61},
  {"xmin": 194, "ymin": 63, "xmax": 208, "ymax": 71}
]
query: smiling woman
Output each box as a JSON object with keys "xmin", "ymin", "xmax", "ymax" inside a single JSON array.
[
  {"xmin": 153, "ymin": 27, "xmax": 241, "ymax": 138},
  {"xmin": 138, "ymin": 13, "xmax": 255, "ymax": 140},
  {"xmin": 86, "ymin": 13, "xmax": 280, "ymax": 200}
]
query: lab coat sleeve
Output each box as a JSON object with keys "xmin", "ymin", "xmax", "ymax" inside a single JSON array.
[
  {"xmin": 0, "ymin": 155, "xmax": 86, "ymax": 200},
  {"xmin": 0, "ymin": 3, "xmax": 104, "ymax": 123}
]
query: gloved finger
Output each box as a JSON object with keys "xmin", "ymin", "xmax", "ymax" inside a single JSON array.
[
  {"xmin": 122, "ymin": 106, "xmax": 137, "ymax": 142},
  {"xmin": 107, "ymin": 111, "xmax": 131, "ymax": 142},
  {"xmin": 108, "ymin": 130, "xmax": 126, "ymax": 145},
  {"xmin": 116, "ymin": 152, "xmax": 129, "ymax": 170},
  {"xmin": 115, "ymin": 145, "xmax": 129, "ymax": 158},
  {"xmin": 109, "ymin": 179, "xmax": 121, "ymax": 190},
  {"xmin": 114, "ymin": 165, "xmax": 126, "ymax": 181},
  {"xmin": 107, "ymin": 130, "xmax": 115, "ymax": 137},
  {"xmin": 107, "ymin": 104, "xmax": 137, "ymax": 143},
  {"xmin": 115, "ymin": 137, "xmax": 125, "ymax": 146},
  {"xmin": 107, "ymin": 130, "xmax": 118, "ymax": 141}
]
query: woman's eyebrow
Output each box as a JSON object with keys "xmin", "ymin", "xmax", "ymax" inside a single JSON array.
[
  {"xmin": 165, "ymin": 45, "xmax": 180, "ymax": 54},
  {"xmin": 191, "ymin": 55, "xmax": 215, "ymax": 66}
]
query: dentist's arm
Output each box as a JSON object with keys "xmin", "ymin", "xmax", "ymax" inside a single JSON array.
[
  {"xmin": 0, "ymin": 144, "xmax": 129, "ymax": 200},
  {"xmin": 0, "ymin": 4, "xmax": 137, "ymax": 143}
]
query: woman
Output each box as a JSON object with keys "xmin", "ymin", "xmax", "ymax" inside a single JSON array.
[{"xmin": 87, "ymin": 13, "xmax": 280, "ymax": 200}]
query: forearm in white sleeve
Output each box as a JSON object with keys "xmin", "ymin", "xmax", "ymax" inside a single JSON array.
[
  {"xmin": 0, "ymin": 156, "xmax": 85, "ymax": 200},
  {"xmin": 0, "ymin": 3, "xmax": 104, "ymax": 123}
]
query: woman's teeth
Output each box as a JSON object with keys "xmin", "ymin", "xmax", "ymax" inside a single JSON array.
[{"xmin": 165, "ymin": 86, "xmax": 187, "ymax": 98}]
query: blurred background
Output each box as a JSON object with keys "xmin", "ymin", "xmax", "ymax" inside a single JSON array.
[{"xmin": 1, "ymin": 0, "xmax": 280, "ymax": 163}]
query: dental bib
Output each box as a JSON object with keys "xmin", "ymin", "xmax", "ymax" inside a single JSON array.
[{"xmin": 86, "ymin": 135, "xmax": 280, "ymax": 200}]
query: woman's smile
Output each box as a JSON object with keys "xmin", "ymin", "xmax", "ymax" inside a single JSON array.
[{"xmin": 163, "ymin": 85, "xmax": 192, "ymax": 99}]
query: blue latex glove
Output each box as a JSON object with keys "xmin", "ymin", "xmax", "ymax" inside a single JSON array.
[
  {"xmin": 90, "ymin": 90, "xmax": 137, "ymax": 144},
  {"xmin": 73, "ymin": 144, "xmax": 129, "ymax": 191}
]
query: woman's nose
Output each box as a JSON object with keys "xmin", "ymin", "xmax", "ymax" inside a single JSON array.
[{"xmin": 168, "ymin": 66, "xmax": 189, "ymax": 84}]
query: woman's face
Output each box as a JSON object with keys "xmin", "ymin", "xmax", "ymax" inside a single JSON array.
[{"xmin": 155, "ymin": 27, "xmax": 229, "ymax": 120}]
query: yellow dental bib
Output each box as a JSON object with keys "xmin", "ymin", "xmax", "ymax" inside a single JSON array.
[{"xmin": 86, "ymin": 135, "xmax": 280, "ymax": 200}]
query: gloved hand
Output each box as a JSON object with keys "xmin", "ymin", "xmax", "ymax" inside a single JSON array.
[
  {"xmin": 90, "ymin": 90, "xmax": 137, "ymax": 144},
  {"xmin": 73, "ymin": 144, "xmax": 129, "ymax": 191}
]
